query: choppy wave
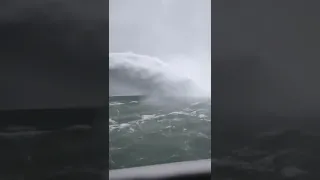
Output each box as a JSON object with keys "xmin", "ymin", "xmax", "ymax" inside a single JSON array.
[
  {"xmin": 109, "ymin": 98, "xmax": 211, "ymax": 169},
  {"xmin": 109, "ymin": 52, "xmax": 211, "ymax": 169}
]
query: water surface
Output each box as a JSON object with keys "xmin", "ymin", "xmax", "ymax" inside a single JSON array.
[{"xmin": 109, "ymin": 97, "xmax": 211, "ymax": 169}]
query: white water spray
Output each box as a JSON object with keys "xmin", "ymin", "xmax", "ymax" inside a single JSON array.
[
  {"xmin": 109, "ymin": 52, "xmax": 210, "ymax": 99},
  {"xmin": 109, "ymin": 0, "xmax": 210, "ymax": 101}
]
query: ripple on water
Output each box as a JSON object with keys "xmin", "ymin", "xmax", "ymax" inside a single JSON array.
[{"xmin": 109, "ymin": 99, "xmax": 211, "ymax": 169}]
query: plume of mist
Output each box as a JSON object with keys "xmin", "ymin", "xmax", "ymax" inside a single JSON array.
[
  {"xmin": 109, "ymin": 52, "xmax": 209, "ymax": 101},
  {"xmin": 109, "ymin": 0, "xmax": 211, "ymax": 105}
]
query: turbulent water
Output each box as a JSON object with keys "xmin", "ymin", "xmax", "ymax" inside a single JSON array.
[
  {"xmin": 212, "ymin": 119, "xmax": 320, "ymax": 180},
  {"xmin": 109, "ymin": 52, "xmax": 211, "ymax": 169},
  {"xmin": 109, "ymin": 97, "xmax": 211, "ymax": 169}
]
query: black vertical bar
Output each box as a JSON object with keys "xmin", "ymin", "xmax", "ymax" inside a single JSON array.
[{"xmin": 0, "ymin": 0, "xmax": 109, "ymax": 179}]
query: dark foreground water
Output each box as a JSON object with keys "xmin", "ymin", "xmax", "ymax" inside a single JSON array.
[
  {"xmin": 213, "ymin": 116, "xmax": 320, "ymax": 180},
  {"xmin": 109, "ymin": 97, "xmax": 211, "ymax": 169}
]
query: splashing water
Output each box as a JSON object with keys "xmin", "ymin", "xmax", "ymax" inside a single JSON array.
[
  {"xmin": 109, "ymin": 52, "xmax": 210, "ymax": 99},
  {"xmin": 108, "ymin": 51, "xmax": 211, "ymax": 169},
  {"xmin": 108, "ymin": 97, "xmax": 211, "ymax": 169}
]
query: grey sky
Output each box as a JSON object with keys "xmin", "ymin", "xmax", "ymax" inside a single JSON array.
[{"xmin": 109, "ymin": 0, "xmax": 210, "ymax": 57}]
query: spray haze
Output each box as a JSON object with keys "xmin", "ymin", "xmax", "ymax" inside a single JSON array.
[
  {"xmin": 109, "ymin": 0, "xmax": 211, "ymax": 103},
  {"xmin": 109, "ymin": 52, "xmax": 209, "ymax": 98}
]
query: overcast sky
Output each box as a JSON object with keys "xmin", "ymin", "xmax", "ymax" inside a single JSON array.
[{"xmin": 109, "ymin": 0, "xmax": 210, "ymax": 57}]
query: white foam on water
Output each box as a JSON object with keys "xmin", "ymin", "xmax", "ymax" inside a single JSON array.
[{"xmin": 109, "ymin": 102, "xmax": 124, "ymax": 106}]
